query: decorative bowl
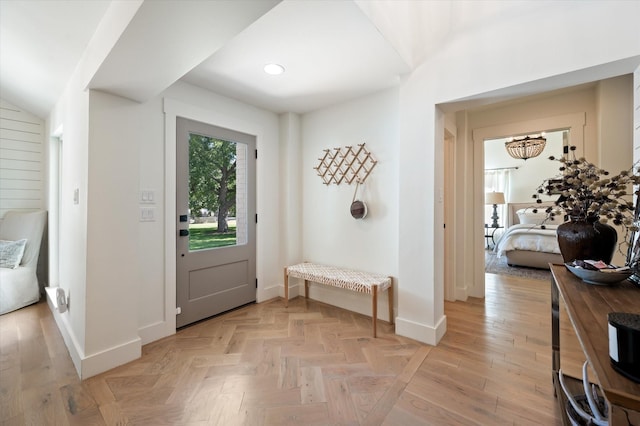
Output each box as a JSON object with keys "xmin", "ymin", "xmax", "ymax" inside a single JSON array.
[{"xmin": 565, "ymin": 263, "xmax": 632, "ymax": 285}]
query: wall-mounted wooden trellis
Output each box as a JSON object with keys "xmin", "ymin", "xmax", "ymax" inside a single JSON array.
[{"xmin": 314, "ymin": 143, "xmax": 377, "ymax": 185}]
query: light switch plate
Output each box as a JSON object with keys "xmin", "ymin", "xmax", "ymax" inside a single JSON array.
[
  {"xmin": 140, "ymin": 190, "xmax": 155, "ymax": 204},
  {"xmin": 140, "ymin": 207, "xmax": 155, "ymax": 222}
]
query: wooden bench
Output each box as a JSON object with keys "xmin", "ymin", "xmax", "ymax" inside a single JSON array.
[{"xmin": 284, "ymin": 262, "xmax": 393, "ymax": 337}]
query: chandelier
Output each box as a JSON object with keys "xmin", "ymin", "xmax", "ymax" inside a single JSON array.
[{"xmin": 504, "ymin": 135, "xmax": 546, "ymax": 160}]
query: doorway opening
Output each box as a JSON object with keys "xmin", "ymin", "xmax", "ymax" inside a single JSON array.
[{"xmin": 483, "ymin": 130, "xmax": 566, "ymax": 279}]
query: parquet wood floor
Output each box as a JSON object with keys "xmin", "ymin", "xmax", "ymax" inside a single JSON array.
[{"xmin": 1, "ymin": 273, "xmax": 584, "ymax": 425}]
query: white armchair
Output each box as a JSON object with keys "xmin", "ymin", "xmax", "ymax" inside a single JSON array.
[{"xmin": 0, "ymin": 210, "xmax": 47, "ymax": 315}]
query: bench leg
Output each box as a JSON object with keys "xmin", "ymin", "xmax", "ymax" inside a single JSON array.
[
  {"xmin": 388, "ymin": 281, "xmax": 394, "ymax": 325},
  {"xmin": 372, "ymin": 285, "xmax": 378, "ymax": 338},
  {"xmin": 284, "ymin": 267, "xmax": 288, "ymax": 307},
  {"xmin": 305, "ymin": 279, "xmax": 309, "ymax": 299}
]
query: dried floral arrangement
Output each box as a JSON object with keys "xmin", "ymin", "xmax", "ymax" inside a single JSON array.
[{"xmin": 531, "ymin": 145, "xmax": 640, "ymax": 234}]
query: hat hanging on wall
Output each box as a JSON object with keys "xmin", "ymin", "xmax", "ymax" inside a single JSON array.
[{"xmin": 350, "ymin": 180, "xmax": 367, "ymax": 219}]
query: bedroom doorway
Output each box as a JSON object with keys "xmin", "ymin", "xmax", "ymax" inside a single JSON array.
[
  {"xmin": 471, "ymin": 112, "xmax": 587, "ymax": 298},
  {"xmin": 483, "ymin": 130, "xmax": 566, "ymax": 277}
]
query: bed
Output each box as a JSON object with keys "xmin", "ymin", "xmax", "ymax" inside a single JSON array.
[{"xmin": 494, "ymin": 202, "xmax": 564, "ymax": 270}]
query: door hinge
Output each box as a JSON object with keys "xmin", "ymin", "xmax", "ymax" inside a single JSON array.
[
  {"xmin": 255, "ymin": 213, "xmax": 258, "ymax": 223},
  {"xmin": 255, "ymin": 149, "xmax": 258, "ymax": 159},
  {"xmin": 256, "ymin": 278, "xmax": 258, "ymax": 289}
]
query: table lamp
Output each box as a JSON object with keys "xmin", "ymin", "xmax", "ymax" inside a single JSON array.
[{"xmin": 485, "ymin": 191, "xmax": 505, "ymax": 228}]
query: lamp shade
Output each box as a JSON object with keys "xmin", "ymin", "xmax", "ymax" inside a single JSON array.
[{"xmin": 485, "ymin": 192, "xmax": 505, "ymax": 205}]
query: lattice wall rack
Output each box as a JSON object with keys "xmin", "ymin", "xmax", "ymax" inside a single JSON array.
[{"xmin": 314, "ymin": 143, "xmax": 377, "ymax": 185}]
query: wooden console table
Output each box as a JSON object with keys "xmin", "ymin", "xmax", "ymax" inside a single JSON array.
[{"xmin": 550, "ymin": 264, "xmax": 640, "ymax": 425}]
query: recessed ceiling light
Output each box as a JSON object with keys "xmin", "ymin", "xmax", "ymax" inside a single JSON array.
[{"xmin": 264, "ymin": 63, "xmax": 285, "ymax": 75}]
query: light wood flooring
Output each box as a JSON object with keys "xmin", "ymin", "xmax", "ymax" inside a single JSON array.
[{"xmin": 1, "ymin": 273, "xmax": 585, "ymax": 425}]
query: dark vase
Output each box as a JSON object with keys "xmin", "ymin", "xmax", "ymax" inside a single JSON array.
[{"xmin": 556, "ymin": 219, "xmax": 618, "ymax": 264}]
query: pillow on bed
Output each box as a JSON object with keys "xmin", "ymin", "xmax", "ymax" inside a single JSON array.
[
  {"xmin": 0, "ymin": 239, "xmax": 27, "ymax": 269},
  {"xmin": 516, "ymin": 209, "xmax": 550, "ymax": 225}
]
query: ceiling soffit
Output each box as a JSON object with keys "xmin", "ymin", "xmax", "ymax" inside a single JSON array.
[{"xmin": 88, "ymin": 0, "xmax": 281, "ymax": 103}]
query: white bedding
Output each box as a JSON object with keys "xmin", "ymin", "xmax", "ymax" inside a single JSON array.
[{"xmin": 495, "ymin": 223, "xmax": 560, "ymax": 257}]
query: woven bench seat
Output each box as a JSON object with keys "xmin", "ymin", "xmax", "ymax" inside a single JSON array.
[{"xmin": 284, "ymin": 262, "xmax": 393, "ymax": 337}]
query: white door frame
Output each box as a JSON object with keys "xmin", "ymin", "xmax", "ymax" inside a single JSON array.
[
  {"xmin": 444, "ymin": 130, "xmax": 455, "ymax": 301},
  {"xmin": 470, "ymin": 112, "xmax": 586, "ymax": 299},
  {"xmin": 48, "ymin": 129, "xmax": 63, "ymax": 288}
]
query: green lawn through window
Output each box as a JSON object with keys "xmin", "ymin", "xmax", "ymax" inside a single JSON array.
[{"xmin": 189, "ymin": 223, "xmax": 236, "ymax": 251}]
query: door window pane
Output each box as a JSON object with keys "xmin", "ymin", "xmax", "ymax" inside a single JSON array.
[{"xmin": 188, "ymin": 133, "xmax": 247, "ymax": 251}]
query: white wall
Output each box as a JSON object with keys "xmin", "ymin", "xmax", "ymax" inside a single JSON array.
[
  {"xmin": 82, "ymin": 81, "xmax": 281, "ymax": 377},
  {"xmin": 47, "ymin": 76, "xmax": 281, "ymax": 378},
  {"xmin": 476, "ymin": 83, "xmax": 605, "ymax": 212},
  {"xmin": 597, "ymin": 75, "xmax": 634, "ymax": 265},
  {"xmin": 396, "ymin": 1, "xmax": 640, "ymax": 342},
  {"xmin": 47, "ymin": 72, "xmax": 91, "ymax": 375},
  {"xmin": 84, "ymin": 91, "xmax": 145, "ymax": 373},
  {"xmin": 279, "ymin": 113, "xmax": 303, "ymax": 270},
  {"xmin": 597, "ymin": 75, "xmax": 634, "ymax": 172},
  {"xmin": 42, "ymin": 1, "xmax": 640, "ymax": 376},
  {"xmin": 0, "ymin": 98, "xmax": 48, "ymax": 288},
  {"xmin": 299, "ymin": 88, "xmax": 399, "ymax": 320},
  {"xmin": 470, "ymin": 85, "xmax": 598, "ymax": 158},
  {"xmin": 0, "ymin": 99, "xmax": 45, "ymax": 217},
  {"xmin": 43, "ymin": 0, "xmax": 146, "ymax": 379}
]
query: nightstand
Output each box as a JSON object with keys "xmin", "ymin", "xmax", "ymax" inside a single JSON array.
[{"xmin": 484, "ymin": 224, "xmax": 502, "ymax": 249}]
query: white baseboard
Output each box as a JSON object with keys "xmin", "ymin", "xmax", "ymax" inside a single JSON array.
[
  {"xmin": 303, "ymin": 284, "xmax": 394, "ymax": 322},
  {"xmin": 259, "ymin": 281, "xmax": 301, "ymax": 303},
  {"xmin": 45, "ymin": 287, "xmax": 83, "ymax": 378},
  {"xmin": 394, "ymin": 314, "xmax": 447, "ymax": 346},
  {"xmin": 138, "ymin": 320, "xmax": 174, "ymax": 345},
  {"xmin": 258, "ymin": 283, "xmax": 282, "ymax": 303},
  {"xmin": 454, "ymin": 285, "xmax": 468, "ymax": 301},
  {"xmin": 46, "ymin": 286, "xmax": 142, "ymax": 379},
  {"xmin": 80, "ymin": 337, "xmax": 141, "ymax": 379}
]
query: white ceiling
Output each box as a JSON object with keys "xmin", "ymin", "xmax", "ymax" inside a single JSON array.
[
  {"xmin": 181, "ymin": 1, "xmax": 410, "ymax": 114},
  {"xmin": 0, "ymin": 0, "xmax": 111, "ymax": 118},
  {"xmin": 3, "ymin": 1, "xmax": 631, "ymax": 120},
  {"xmin": 0, "ymin": 0, "xmax": 411, "ymax": 118}
]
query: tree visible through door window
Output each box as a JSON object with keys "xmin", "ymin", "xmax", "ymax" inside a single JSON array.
[{"xmin": 188, "ymin": 133, "xmax": 247, "ymax": 251}]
